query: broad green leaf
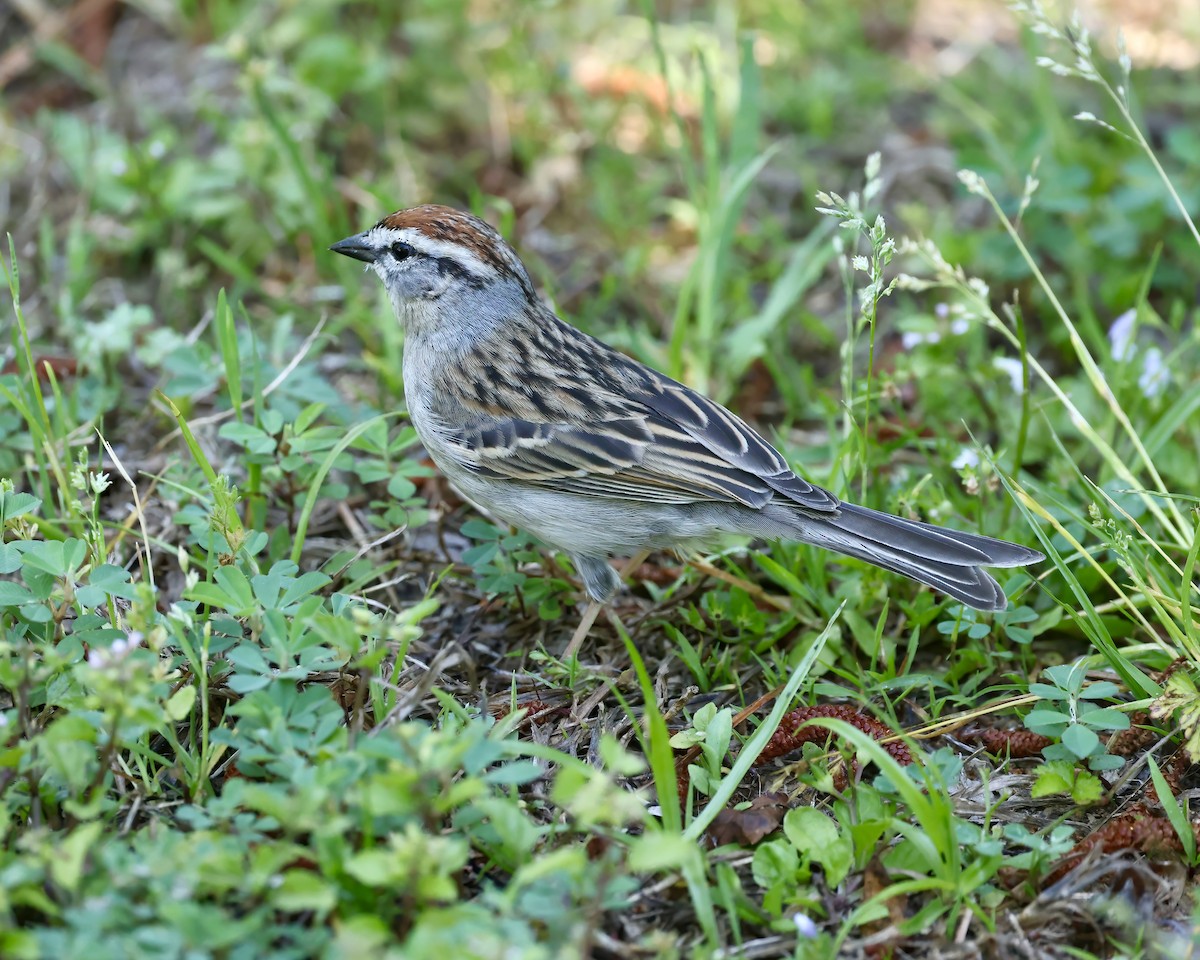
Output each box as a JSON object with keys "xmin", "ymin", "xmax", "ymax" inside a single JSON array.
[
  {"xmin": 48, "ymin": 821, "xmax": 104, "ymax": 894},
  {"xmin": 166, "ymin": 686, "xmax": 197, "ymax": 721},
  {"xmin": 0, "ymin": 582, "xmax": 35, "ymax": 606},
  {"xmin": 1061, "ymin": 723, "xmax": 1100, "ymax": 759},
  {"xmin": 628, "ymin": 833, "xmax": 696, "ymax": 872},
  {"xmin": 783, "ymin": 808, "xmax": 853, "ymax": 886}
]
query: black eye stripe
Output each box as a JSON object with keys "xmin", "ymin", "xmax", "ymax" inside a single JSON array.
[
  {"xmin": 433, "ymin": 255, "xmax": 485, "ymax": 289},
  {"xmin": 390, "ymin": 241, "xmax": 417, "ymax": 261}
]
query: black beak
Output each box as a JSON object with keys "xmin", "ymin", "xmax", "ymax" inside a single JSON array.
[{"xmin": 330, "ymin": 232, "xmax": 377, "ymax": 263}]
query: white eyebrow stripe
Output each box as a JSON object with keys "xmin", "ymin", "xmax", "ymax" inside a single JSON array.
[{"xmin": 367, "ymin": 226, "xmax": 497, "ymax": 278}]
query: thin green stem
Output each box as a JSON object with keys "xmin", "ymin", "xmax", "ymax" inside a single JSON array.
[
  {"xmin": 975, "ymin": 183, "xmax": 1187, "ymax": 546},
  {"xmin": 1108, "ymin": 91, "xmax": 1200, "ymax": 252}
]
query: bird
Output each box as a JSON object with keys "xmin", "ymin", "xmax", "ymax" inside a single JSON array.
[{"xmin": 332, "ymin": 204, "xmax": 1042, "ymax": 655}]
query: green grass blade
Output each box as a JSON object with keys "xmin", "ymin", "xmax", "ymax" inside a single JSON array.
[{"xmin": 683, "ymin": 601, "xmax": 843, "ymax": 842}]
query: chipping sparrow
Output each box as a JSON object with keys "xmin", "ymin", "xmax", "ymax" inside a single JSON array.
[{"xmin": 332, "ymin": 205, "xmax": 1041, "ymax": 651}]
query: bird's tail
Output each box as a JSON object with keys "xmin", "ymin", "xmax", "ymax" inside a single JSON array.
[{"xmin": 794, "ymin": 502, "xmax": 1042, "ymax": 611}]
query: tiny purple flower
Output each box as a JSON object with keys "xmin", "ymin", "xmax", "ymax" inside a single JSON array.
[{"xmin": 1108, "ymin": 310, "xmax": 1137, "ymax": 362}]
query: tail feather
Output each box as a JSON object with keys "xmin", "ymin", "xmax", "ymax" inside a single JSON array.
[{"xmin": 794, "ymin": 502, "xmax": 1042, "ymax": 612}]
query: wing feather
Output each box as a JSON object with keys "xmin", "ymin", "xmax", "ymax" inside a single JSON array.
[
  {"xmin": 631, "ymin": 371, "xmax": 840, "ymax": 513},
  {"xmin": 430, "ymin": 318, "xmax": 840, "ymax": 514}
]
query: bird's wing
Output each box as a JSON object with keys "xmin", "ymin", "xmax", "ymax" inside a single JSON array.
[
  {"xmin": 436, "ymin": 355, "xmax": 840, "ymax": 513},
  {"xmin": 439, "ymin": 408, "xmax": 778, "ymax": 507},
  {"xmin": 628, "ymin": 364, "xmax": 840, "ymax": 514},
  {"xmin": 431, "ymin": 332, "xmax": 839, "ymax": 513}
]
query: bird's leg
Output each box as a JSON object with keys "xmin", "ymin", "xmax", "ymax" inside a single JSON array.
[
  {"xmin": 562, "ymin": 601, "xmax": 603, "ymax": 660},
  {"xmin": 563, "ymin": 550, "xmax": 650, "ymax": 659},
  {"xmin": 620, "ymin": 549, "xmax": 652, "ymax": 576}
]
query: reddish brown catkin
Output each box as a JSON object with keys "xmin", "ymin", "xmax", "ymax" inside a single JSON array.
[
  {"xmin": 755, "ymin": 705, "xmax": 913, "ymax": 766},
  {"xmin": 1044, "ymin": 813, "xmax": 1199, "ymax": 886},
  {"xmin": 961, "ymin": 727, "xmax": 1052, "ymax": 758}
]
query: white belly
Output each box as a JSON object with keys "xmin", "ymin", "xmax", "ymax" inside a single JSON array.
[{"xmin": 436, "ymin": 450, "xmax": 693, "ymax": 555}]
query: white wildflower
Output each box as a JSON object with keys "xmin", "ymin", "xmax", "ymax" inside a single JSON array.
[
  {"xmin": 952, "ymin": 448, "xmax": 980, "ymax": 471},
  {"xmin": 167, "ymin": 603, "xmax": 195, "ymax": 628},
  {"xmin": 993, "ymin": 356, "xmax": 1025, "ymax": 394},
  {"xmin": 957, "ymin": 170, "xmax": 986, "ymax": 195},
  {"xmin": 793, "ymin": 913, "xmax": 819, "ymax": 938},
  {"xmin": 1138, "ymin": 346, "xmax": 1169, "ymax": 398},
  {"xmin": 1108, "ymin": 310, "xmax": 1137, "ymax": 361},
  {"xmin": 951, "ymin": 317, "xmax": 969, "ymax": 336},
  {"xmin": 901, "ymin": 331, "xmax": 940, "ymax": 350},
  {"xmin": 89, "ymin": 632, "xmax": 142, "ymax": 669}
]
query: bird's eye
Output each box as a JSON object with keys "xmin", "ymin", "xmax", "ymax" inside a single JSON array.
[{"xmin": 390, "ymin": 241, "xmax": 417, "ymax": 262}]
